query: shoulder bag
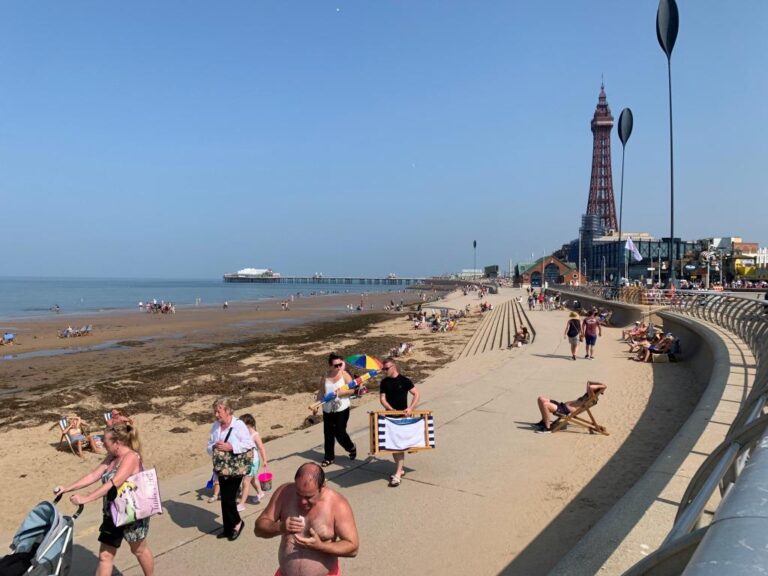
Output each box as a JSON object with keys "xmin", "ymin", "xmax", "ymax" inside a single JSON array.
[
  {"xmin": 110, "ymin": 465, "xmax": 163, "ymax": 527},
  {"xmin": 212, "ymin": 427, "xmax": 253, "ymax": 477}
]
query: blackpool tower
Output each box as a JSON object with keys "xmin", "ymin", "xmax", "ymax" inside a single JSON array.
[{"xmin": 585, "ymin": 83, "xmax": 618, "ymax": 233}]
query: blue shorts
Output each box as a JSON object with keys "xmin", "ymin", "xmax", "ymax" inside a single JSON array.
[{"xmin": 584, "ymin": 335, "xmax": 597, "ymax": 346}]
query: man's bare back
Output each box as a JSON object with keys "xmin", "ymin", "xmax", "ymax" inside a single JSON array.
[{"xmin": 255, "ymin": 464, "xmax": 358, "ymax": 576}]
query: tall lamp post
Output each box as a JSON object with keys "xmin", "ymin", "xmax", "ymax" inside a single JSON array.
[
  {"xmin": 473, "ymin": 240, "xmax": 477, "ymax": 281},
  {"xmin": 617, "ymin": 107, "xmax": 634, "ymax": 286},
  {"xmin": 657, "ymin": 0, "xmax": 680, "ymax": 287}
]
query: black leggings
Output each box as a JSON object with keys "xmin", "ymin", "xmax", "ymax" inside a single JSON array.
[{"xmin": 323, "ymin": 408, "xmax": 355, "ymax": 461}]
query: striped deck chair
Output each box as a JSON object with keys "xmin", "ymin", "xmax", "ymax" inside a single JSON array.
[
  {"xmin": 551, "ymin": 385, "xmax": 608, "ymax": 436},
  {"xmin": 58, "ymin": 417, "xmax": 90, "ymax": 456},
  {"xmin": 369, "ymin": 410, "xmax": 435, "ymax": 455}
]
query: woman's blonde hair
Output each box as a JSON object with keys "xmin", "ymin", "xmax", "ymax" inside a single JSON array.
[{"xmin": 106, "ymin": 421, "xmax": 142, "ymax": 455}]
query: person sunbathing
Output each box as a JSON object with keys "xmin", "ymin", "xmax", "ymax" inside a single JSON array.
[
  {"xmin": 632, "ymin": 334, "xmax": 675, "ymax": 362},
  {"xmin": 535, "ymin": 382, "xmax": 607, "ymax": 433},
  {"xmin": 627, "ymin": 332, "xmax": 663, "ymax": 354},
  {"xmin": 106, "ymin": 408, "xmax": 133, "ymax": 427},
  {"xmin": 63, "ymin": 415, "xmax": 104, "ymax": 457},
  {"xmin": 621, "ymin": 321, "xmax": 647, "ymax": 341}
]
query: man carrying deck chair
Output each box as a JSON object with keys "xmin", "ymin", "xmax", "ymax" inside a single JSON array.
[{"xmin": 534, "ymin": 381, "xmax": 607, "ymax": 434}]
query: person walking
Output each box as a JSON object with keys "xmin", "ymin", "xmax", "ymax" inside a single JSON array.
[
  {"xmin": 379, "ymin": 358, "xmax": 420, "ymax": 487},
  {"xmin": 54, "ymin": 422, "xmax": 155, "ymax": 576},
  {"xmin": 582, "ymin": 309, "xmax": 602, "ymax": 359},
  {"xmin": 254, "ymin": 462, "xmax": 359, "ymax": 576},
  {"xmin": 563, "ymin": 312, "xmax": 583, "ymax": 360},
  {"xmin": 318, "ymin": 353, "xmax": 357, "ymax": 467},
  {"xmin": 207, "ymin": 397, "xmax": 255, "ymax": 541}
]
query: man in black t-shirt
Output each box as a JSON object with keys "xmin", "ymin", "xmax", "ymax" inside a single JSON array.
[{"xmin": 379, "ymin": 358, "xmax": 420, "ymax": 487}]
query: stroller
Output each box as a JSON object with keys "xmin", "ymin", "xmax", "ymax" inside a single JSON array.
[{"xmin": 0, "ymin": 495, "xmax": 83, "ymax": 576}]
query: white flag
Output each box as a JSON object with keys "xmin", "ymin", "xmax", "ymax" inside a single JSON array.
[{"xmin": 625, "ymin": 238, "xmax": 643, "ymax": 262}]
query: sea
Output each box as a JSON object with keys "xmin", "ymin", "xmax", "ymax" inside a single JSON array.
[{"xmin": 0, "ymin": 277, "xmax": 409, "ymax": 321}]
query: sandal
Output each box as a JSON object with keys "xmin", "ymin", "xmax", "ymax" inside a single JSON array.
[
  {"xmin": 349, "ymin": 445, "xmax": 357, "ymax": 461},
  {"xmin": 388, "ymin": 475, "xmax": 401, "ymax": 487},
  {"xmin": 321, "ymin": 459, "xmax": 334, "ymax": 467}
]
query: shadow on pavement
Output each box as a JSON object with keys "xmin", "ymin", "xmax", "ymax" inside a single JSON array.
[
  {"xmin": 163, "ymin": 500, "xmax": 219, "ymax": 534},
  {"xmin": 72, "ymin": 543, "xmax": 122, "ymax": 576}
]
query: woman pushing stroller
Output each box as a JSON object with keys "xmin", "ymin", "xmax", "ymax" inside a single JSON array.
[{"xmin": 53, "ymin": 422, "xmax": 154, "ymax": 576}]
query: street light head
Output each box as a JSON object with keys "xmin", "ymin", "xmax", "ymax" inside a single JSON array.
[
  {"xmin": 618, "ymin": 108, "xmax": 634, "ymax": 146},
  {"xmin": 657, "ymin": 0, "xmax": 679, "ymax": 59}
]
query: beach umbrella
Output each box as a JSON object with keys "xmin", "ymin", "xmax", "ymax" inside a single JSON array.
[{"xmin": 344, "ymin": 354, "xmax": 383, "ymax": 371}]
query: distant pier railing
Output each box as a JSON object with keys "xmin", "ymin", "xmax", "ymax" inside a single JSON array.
[{"xmin": 223, "ymin": 274, "xmax": 424, "ymax": 286}]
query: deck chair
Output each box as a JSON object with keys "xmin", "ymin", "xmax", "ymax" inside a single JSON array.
[
  {"xmin": 57, "ymin": 418, "xmax": 90, "ymax": 456},
  {"xmin": 551, "ymin": 386, "xmax": 608, "ymax": 436}
]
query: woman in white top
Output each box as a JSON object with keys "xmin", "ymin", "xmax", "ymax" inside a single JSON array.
[
  {"xmin": 206, "ymin": 397, "xmax": 256, "ymax": 541},
  {"xmin": 318, "ymin": 353, "xmax": 358, "ymax": 467}
]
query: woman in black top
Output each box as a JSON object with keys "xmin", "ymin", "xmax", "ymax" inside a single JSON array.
[{"xmin": 563, "ymin": 312, "xmax": 583, "ymax": 360}]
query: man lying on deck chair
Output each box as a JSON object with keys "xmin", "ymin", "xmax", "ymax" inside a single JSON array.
[{"xmin": 534, "ymin": 381, "xmax": 607, "ymax": 433}]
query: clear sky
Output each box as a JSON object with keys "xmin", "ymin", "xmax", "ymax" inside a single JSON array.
[{"xmin": 1, "ymin": 1, "xmax": 766, "ymax": 279}]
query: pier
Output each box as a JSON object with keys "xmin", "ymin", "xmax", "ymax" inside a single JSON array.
[{"xmin": 223, "ymin": 274, "xmax": 424, "ymax": 286}]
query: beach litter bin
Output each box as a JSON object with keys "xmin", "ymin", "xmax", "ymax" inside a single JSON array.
[{"xmin": 258, "ymin": 471, "xmax": 273, "ymax": 491}]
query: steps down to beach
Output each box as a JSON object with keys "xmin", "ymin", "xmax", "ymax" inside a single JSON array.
[{"xmin": 458, "ymin": 298, "xmax": 534, "ymax": 358}]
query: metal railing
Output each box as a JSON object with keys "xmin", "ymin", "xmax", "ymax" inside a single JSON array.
[{"xmin": 553, "ymin": 286, "xmax": 768, "ymax": 574}]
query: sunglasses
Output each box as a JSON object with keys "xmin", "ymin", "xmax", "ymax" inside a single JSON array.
[
  {"xmin": 332, "ymin": 363, "xmax": 343, "ymax": 368},
  {"xmin": 382, "ymin": 365, "xmax": 393, "ymax": 370}
]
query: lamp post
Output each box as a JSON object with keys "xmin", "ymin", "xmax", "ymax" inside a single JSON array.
[
  {"xmin": 473, "ymin": 240, "xmax": 477, "ymax": 281},
  {"xmin": 578, "ymin": 229, "xmax": 582, "ymax": 286},
  {"xmin": 657, "ymin": 0, "xmax": 680, "ymax": 287},
  {"xmin": 602, "ymin": 255, "xmax": 606, "ymax": 285},
  {"xmin": 617, "ymin": 107, "xmax": 634, "ymax": 287},
  {"xmin": 583, "ymin": 258, "xmax": 587, "ymax": 283}
]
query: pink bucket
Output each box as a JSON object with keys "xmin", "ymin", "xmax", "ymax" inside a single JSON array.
[{"xmin": 258, "ymin": 471, "xmax": 273, "ymax": 491}]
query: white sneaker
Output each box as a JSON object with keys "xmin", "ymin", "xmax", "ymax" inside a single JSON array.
[{"xmin": 236, "ymin": 503, "xmax": 246, "ymax": 512}]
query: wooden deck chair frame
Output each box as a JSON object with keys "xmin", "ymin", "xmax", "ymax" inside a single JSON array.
[
  {"xmin": 369, "ymin": 410, "xmax": 435, "ymax": 455},
  {"xmin": 551, "ymin": 385, "xmax": 608, "ymax": 436}
]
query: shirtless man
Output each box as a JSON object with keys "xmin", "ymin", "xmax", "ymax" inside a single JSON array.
[
  {"xmin": 535, "ymin": 381, "xmax": 607, "ymax": 433},
  {"xmin": 254, "ymin": 462, "xmax": 359, "ymax": 576}
]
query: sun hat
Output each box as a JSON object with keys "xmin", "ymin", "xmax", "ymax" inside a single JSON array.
[
  {"xmin": 569, "ymin": 312, "xmax": 578, "ymax": 318},
  {"xmin": 635, "ymin": 321, "xmax": 641, "ymax": 325}
]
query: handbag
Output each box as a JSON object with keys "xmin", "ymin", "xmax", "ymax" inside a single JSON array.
[
  {"xmin": 110, "ymin": 466, "xmax": 163, "ymax": 527},
  {"xmin": 212, "ymin": 428, "xmax": 253, "ymax": 477}
]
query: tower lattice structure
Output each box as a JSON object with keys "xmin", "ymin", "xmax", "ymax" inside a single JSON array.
[{"xmin": 586, "ymin": 83, "xmax": 617, "ymax": 233}]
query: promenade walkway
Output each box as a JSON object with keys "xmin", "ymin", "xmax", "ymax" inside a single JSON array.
[{"xmin": 59, "ymin": 288, "xmax": 703, "ymax": 575}]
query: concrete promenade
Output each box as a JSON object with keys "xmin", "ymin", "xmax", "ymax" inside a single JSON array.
[{"xmin": 61, "ymin": 288, "xmax": 705, "ymax": 575}]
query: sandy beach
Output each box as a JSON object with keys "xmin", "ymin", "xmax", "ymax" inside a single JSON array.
[{"xmin": 0, "ymin": 288, "xmax": 481, "ymax": 533}]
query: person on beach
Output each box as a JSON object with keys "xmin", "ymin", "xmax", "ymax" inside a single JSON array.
[
  {"xmin": 535, "ymin": 382, "xmax": 607, "ymax": 433},
  {"xmin": 62, "ymin": 415, "xmax": 104, "ymax": 458},
  {"xmin": 563, "ymin": 312, "xmax": 583, "ymax": 360},
  {"xmin": 581, "ymin": 309, "xmax": 602, "ymax": 359},
  {"xmin": 317, "ymin": 353, "xmax": 357, "ymax": 467},
  {"xmin": 238, "ymin": 413, "xmax": 268, "ymax": 511},
  {"xmin": 207, "ymin": 397, "xmax": 255, "ymax": 541},
  {"xmin": 54, "ymin": 422, "xmax": 155, "ymax": 576},
  {"xmin": 254, "ymin": 462, "xmax": 359, "ymax": 576},
  {"xmin": 106, "ymin": 408, "xmax": 133, "ymax": 427},
  {"xmin": 379, "ymin": 358, "xmax": 420, "ymax": 487}
]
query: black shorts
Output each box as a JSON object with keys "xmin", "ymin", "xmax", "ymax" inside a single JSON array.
[
  {"xmin": 555, "ymin": 402, "xmax": 571, "ymax": 417},
  {"xmin": 98, "ymin": 513, "xmax": 126, "ymax": 549}
]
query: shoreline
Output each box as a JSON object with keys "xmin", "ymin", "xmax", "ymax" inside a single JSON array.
[{"xmin": 0, "ymin": 285, "xmax": 421, "ymax": 324}]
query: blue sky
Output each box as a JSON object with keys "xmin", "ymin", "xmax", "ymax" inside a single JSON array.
[{"xmin": 1, "ymin": 1, "xmax": 766, "ymax": 278}]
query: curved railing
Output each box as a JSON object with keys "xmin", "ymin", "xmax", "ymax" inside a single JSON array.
[{"xmin": 555, "ymin": 286, "xmax": 768, "ymax": 573}]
